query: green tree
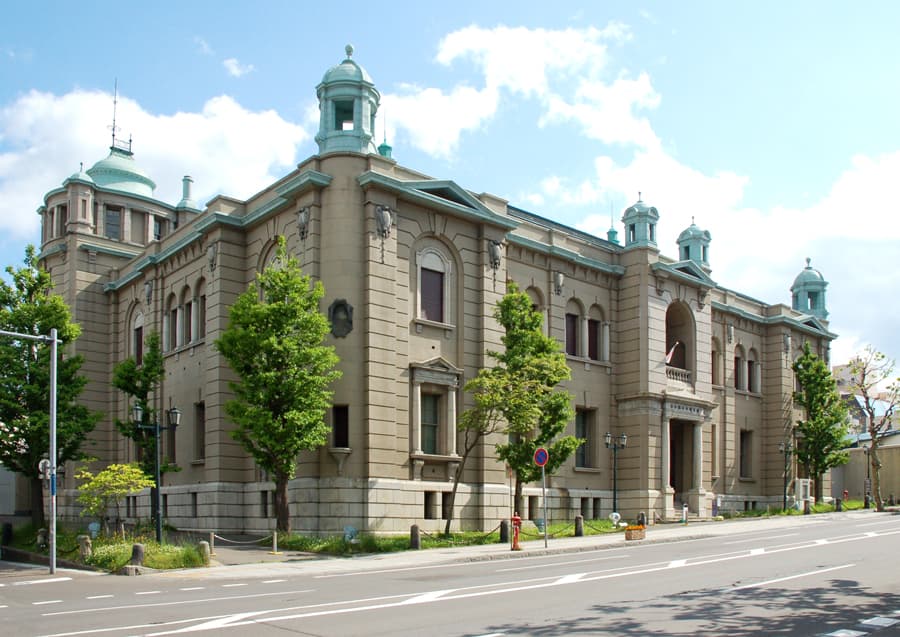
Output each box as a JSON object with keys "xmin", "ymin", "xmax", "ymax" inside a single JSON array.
[
  {"xmin": 112, "ymin": 331, "xmax": 168, "ymax": 480},
  {"xmin": 0, "ymin": 245, "xmax": 100, "ymax": 526},
  {"xmin": 215, "ymin": 238, "xmax": 341, "ymax": 533},
  {"xmin": 491, "ymin": 282, "xmax": 580, "ymax": 516},
  {"xmin": 792, "ymin": 341, "xmax": 849, "ymax": 502},
  {"xmin": 76, "ymin": 463, "xmax": 154, "ymax": 534},
  {"xmin": 848, "ymin": 346, "xmax": 899, "ymax": 512}
]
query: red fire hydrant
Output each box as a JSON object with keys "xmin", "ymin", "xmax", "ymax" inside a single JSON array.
[{"xmin": 511, "ymin": 512, "xmax": 522, "ymax": 551}]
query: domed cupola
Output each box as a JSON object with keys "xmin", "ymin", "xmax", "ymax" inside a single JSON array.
[
  {"xmin": 677, "ymin": 218, "xmax": 711, "ymax": 268},
  {"xmin": 621, "ymin": 193, "xmax": 659, "ymax": 249},
  {"xmin": 791, "ymin": 257, "xmax": 828, "ymax": 319},
  {"xmin": 315, "ymin": 45, "xmax": 381, "ymax": 156},
  {"xmin": 86, "ymin": 142, "xmax": 156, "ymax": 197},
  {"xmin": 63, "ymin": 162, "xmax": 95, "ymax": 188}
]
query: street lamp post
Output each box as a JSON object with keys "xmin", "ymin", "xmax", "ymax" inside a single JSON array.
[
  {"xmin": 863, "ymin": 442, "xmax": 871, "ymax": 509},
  {"xmin": 132, "ymin": 404, "xmax": 181, "ymax": 543},
  {"xmin": 778, "ymin": 440, "xmax": 793, "ymax": 511},
  {"xmin": 605, "ymin": 432, "xmax": 627, "ymax": 515}
]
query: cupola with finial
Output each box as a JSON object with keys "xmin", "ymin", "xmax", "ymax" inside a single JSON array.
[
  {"xmin": 677, "ymin": 217, "xmax": 711, "ymax": 268},
  {"xmin": 315, "ymin": 45, "xmax": 381, "ymax": 156},
  {"xmin": 621, "ymin": 192, "xmax": 659, "ymax": 249},
  {"xmin": 791, "ymin": 257, "xmax": 828, "ymax": 319}
]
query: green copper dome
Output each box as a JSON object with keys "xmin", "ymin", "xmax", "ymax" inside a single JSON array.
[
  {"xmin": 677, "ymin": 222, "xmax": 709, "ymax": 243},
  {"xmin": 63, "ymin": 162, "xmax": 94, "ymax": 186},
  {"xmin": 791, "ymin": 258, "xmax": 828, "ymax": 319},
  {"xmin": 791, "ymin": 257, "xmax": 826, "ymax": 287},
  {"xmin": 87, "ymin": 146, "xmax": 156, "ymax": 197},
  {"xmin": 320, "ymin": 44, "xmax": 374, "ymax": 86}
]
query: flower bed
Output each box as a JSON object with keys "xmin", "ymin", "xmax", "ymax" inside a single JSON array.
[{"xmin": 624, "ymin": 525, "xmax": 645, "ymax": 541}]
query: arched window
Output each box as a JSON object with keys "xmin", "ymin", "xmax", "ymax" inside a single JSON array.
[
  {"xmin": 196, "ymin": 278, "xmax": 207, "ymax": 340},
  {"xmin": 747, "ymin": 348, "xmax": 761, "ymax": 393},
  {"xmin": 416, "ymin": 247, "xmax": 452, "ymax": 325},
  {"xmin": 132, "ymin": 311, "xmax": 144, "ymax": 366},
  {"xmin": 734, "ymin": 345, "xmax": 747, "ymax": 391},
  {"xmin": 587, "ymin": 304, "xmax": 607, "ymax": 362},
  {"xmin": 565, "ymin": 299, "xmax": 585, "ymax": 357},
  {"xmin": 164, "ymin": 293, "xmax": 178, "ymax": 351},
  {"xmin": 710, "ymin": 337, "xmax": 722, "ymax": 386},
  {"xmin": 180, "ymin": 286, "xmax": 193, "ymax": 345}
]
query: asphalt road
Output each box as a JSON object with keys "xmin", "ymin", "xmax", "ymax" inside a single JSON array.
[{"xmin": 2, "ymin": 511, "xmax": 899, "ymax": 636}]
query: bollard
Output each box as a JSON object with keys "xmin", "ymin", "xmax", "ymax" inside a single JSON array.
[
  {"xmin": 410, "ymin": 524, "xmax": 421, "ymax": 550},
  {"xmin": 270, "ymin": 530, "xmax": 280, "ymax": 555},
  {"xmin": 499, "ymin": 519, "xmax": 510, "ymax": 544},
  {"xmin": 198, "ymin": 540, "xmax": 210, "ymax": 566},
  {"xmin": 76, "ymin": 534, "xmax": 92, "ymax": 561},
  {"xmin": 804, "ymin": 500, "xmax": 811, "ymax": 515},
  {"xmin": 682, "ymin": 503, "xmax": 688, "ymax": 524},
  {"xmin": 209, "ymin": 531, "xmax": 216, "ymax": 556},
  {"xmin": 835, "ymin": 498, "xmax": 842, "ymax": 512},
  {"xmin": 637, "ymin": 511, "xmax": 647, "ymax": 527},
  {"xmin": 575, "ymin": 515, "xmax": 584, "ymax": 537},
  {"xmin": 130, "ymin": 543, "xmax": 145, "ymax": 566}
]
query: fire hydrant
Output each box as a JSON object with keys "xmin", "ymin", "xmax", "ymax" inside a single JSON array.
[{"xmin": 511, "ymin": 512, "xmax": 522, "ymax": 551}]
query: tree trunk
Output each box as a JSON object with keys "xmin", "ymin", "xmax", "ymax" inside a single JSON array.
[
  {"xmin": 514, "ymin": 478, "xmax": 524, "ymax": 519},
  {"xmin": 30, "ymin": 476, "xmax": 45, "ymax": 528},
  {"xmin": 813, "ymin": 475, "xmax": 823, "ymax": 504},
  {"xmin": 443, "ymin": 466, "xmax": 462, "ymax": 536},
  {"xmin": 871, "ymin": 445, "xmax": 884, "ymax": 512},
  {"xmin": 274, "ymin": 476, "xmax": 290, "ymax": 533}
]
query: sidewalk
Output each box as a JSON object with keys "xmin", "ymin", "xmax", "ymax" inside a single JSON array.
[{"xmin": 1, "ymin": 510, "xmax": 882, "ymax": 581}]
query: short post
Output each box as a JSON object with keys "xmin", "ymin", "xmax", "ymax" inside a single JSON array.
[
  {"xmin": 682, "ymin": 503, "xmax": 688, "ymax": 524},
  {"xmin": 499, "ymin": 519, "xmax": 510, "ymax": 544},
  {"xmin": 76, "ymin": 534, "xmax": 92, "ymax": 561},
  {"xmin": 198, "ymin": 540, "xmax": 210, "ymax": 566},
  {"xmin": 270, "ymin": 530, "xmax": 280, "ymax": 554},
  {"xmin": 129, "ymin": 543, "xmax": 145, "ymax": 566},
  {"xmin": 574, "ymin": 515, "xmax": 584, "ymax": 537},
  {"xmin": 835, "ymin": 498, "xmax": 842, "ymax": 512},
  {"xmin": 209, "ymin": 531, "xmax": 216, "ymax": 556},
  {"xmin": 410, "ymin": 524, "xmax": 421, "ymax": 550}
]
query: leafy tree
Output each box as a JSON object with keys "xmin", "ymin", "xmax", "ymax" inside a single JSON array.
[
  {"xmin": 0, "ymin": 245, "xmax": 100, "ymax": 526},
  {"xmin": 76, "ymin": 463, "xmax": 154, "ymax": 534},
  {"xmin": 112, "ymin": 331, "xmax": 171, "ymax": 480},
  {"xmin": 848, "ymin": 346, "xmax": 900, "ymax": 512},
  {"xmin": 792, "ymin": 341, "xmax": 849, "ymax": 502},
  {"xmin": 215, "ymin": 237, "xmax": 341, "ymax": 533},
  {"xmin": 491, "ymin": 282, "xmax": 580, "ymax": 516}
]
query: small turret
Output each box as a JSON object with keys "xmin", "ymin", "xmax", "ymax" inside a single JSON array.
[
  {"xmin": 315, "ymin": 45, "xmax": 381, "ymax": 156},
  {"xmin": 791, "ymin": 258, "xmax": 828, "ymax": 319},
  {"xmin": 677, "ymin": 218, "xmax": 711, "ymax": 268},
  {"xmin": 621, "ymin": 193, "xmax": 659, "ymax": 249}
]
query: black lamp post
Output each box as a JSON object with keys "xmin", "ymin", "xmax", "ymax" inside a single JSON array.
[
  {"xmin": 133, "ymin": 404, "xmax": 181, "ymax": 543},
  {"xmin": 778, "ymin": 440, "xmax": 793, "ymax": 511},
  {"xmin": 605, "ymin": 432, "xmax": 627, "ymax": 514}
]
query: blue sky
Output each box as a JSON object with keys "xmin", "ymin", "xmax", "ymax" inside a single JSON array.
[{"xmin": 2, "ymin": 1, "xmax": 899, "ymax": 373}]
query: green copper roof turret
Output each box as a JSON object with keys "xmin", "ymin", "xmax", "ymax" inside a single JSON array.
[
  {"xmin": 791, "ymin": 257, "xmax": 829, "ymax": 319},
  {"xmin": 315, "ymin": 45, "xmax": 381, "ymax": 156},
  {"xmin": 621, "ymin": 194, "xmax": 659, "ymax": 249},
  {"xmin": 677, "ymin": 219, "xmax": 711, "ymax": 267}
]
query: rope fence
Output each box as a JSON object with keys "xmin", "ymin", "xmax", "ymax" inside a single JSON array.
[
  {"xmin": 208, "ymin": 532, "xmax": 277, "ymax": 556},
  {"xmin": 418, "ymin": 522, "xmax": 503, "ymax": 545}
]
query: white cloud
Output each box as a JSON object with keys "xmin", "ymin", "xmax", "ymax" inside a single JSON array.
[
  {"xmin": 194, "ymin": 36, "xmax": 214, "ymax": 56},
  {"xmin": 223, "ymin": 58, "xmax": 255, "ymax": 78},
  {"xmin": 0, "ymin": 89, "xmax": 310, "ymax": 239}
]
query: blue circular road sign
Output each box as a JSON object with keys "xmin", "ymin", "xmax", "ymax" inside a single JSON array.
[{"xmin": 534, "ymin": 447, "xmax": 549, "ymax": 467}]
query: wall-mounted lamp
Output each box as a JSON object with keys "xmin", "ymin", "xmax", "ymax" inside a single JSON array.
[
  {"xmin": 375, "ymin": 204, "xmax": 392, "ymax": 240},
  {"xmin": 783, "ymin": 333, "xmax": 792, "ymax": 353},
  {"xmin": 297, "ymin": 206, "xmax": 310, "ymax": 241},
  {"xmin": 488, "ymin": 240, "xmax": 502, "ymax": 271},
  {"xmin": 726, "ymin": 323, "xmax": 734, "ymax": 344},
  {"xmin": 554, "ymin": 271, "xmax": 565, "ymax": 296},
  {"xmin": 143, "ymin": 280, "xmax": 153, "ymax": 305}
]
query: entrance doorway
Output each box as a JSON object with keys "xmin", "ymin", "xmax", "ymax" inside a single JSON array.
[{"xmin": 669, "ymin": 420, "xmax": 694, "ymax": 506}]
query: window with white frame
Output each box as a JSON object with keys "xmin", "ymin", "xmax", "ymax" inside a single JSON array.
[
  {"xmin": 132, "ymin": 311, "xmax": 144, "ymax": 366},
  {"xmin": 416, "ymin": 248, "xmax": 452, "ymax": 324},
  {"xmin": 740, "ymin": 429, "xmax": 753, "ymax": 478},
  {"xmin": 747, "ymin": 349, "xmax": 760, "ymax": 393},
  {"xmin": 411, "ymin": 361, "xmax": 460, "ymax": 458},
  {"xmin": 575, "ymin": 408, "xmax": 594, "ymax": 468},
  {"xmin": 734, "ymin": 345, "xmax": 746, "ymax": 390},
  {"xmin": 421, "ymin": 393, "xmax": 440, "ymax": 455},
  {"xmin": 565, "ymin": 312, "xmax": 578, "ymax": 356}
]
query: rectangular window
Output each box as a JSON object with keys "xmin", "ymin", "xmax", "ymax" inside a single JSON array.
[
  {"xmin": 134, "ymin": 325, "xmax": 143, "ymax": 366},
  {"xmin": 153, "ymin": 218, "xmax": 164, "ymax": 241},
  {"xmin": 58, "ymin": 205, "xmax": 68, "ymax": 236},
  {"xmin": 424, "ymin": 491, "xmax": 437, "ymax": 520},
  {"xmin": 587, "ymin": 319, "xmax": 600, "ymax": 360},
  {"xmin": 333, "ymin": 405, "xmax": 349, "ymax": 448},
  {"xmin": 194, "ymin": 402, "xmax": 206, "ymax": 460},
  {"xmin": 334, "ymin": 100, "xmax": 354, "ymax": 131},
  {"xmin": 747, "ymin": 360, "xmax": 757, "ymax": 392},
  {"xmin": 421, "ymin": 268, "xmax": 444, "ymax": 322},
  {"xmin": 565, "ymin": 313, "xmax": 578, "ymax": 356},
  {"xmin": 162, "ymin": 494, "xmax": 169, "ymax": 518},
  {"xmin": 740, "ymin": 430, "xmax": 753, "ymax": 478},
  {"xmin": 131, "ymin": 210, "xmax": 145, "ymax": 244},
  {"xmin": 711, "ymin": 424, "xmax": 718, "ymax": 477},
  {"xmin": 711, "ymin": 351, "xmax": 719, "ymax": 385},
  {"xmin": 169, "ymin": 308, "xmax": 178, "ymax": 350},
  {"xmin": 105, "ymin": 207, "xmax": 121, "ymax": 240},
  {"xmin": 421, "ymin": 394, "xmax": 440, "ymax": 454},
  {"xmin": 184, "ymin": 301, "xmax": 193, "ymax": 344},
  {"xmin": 575, "ymin": 409, "xmax": 590, "ymax": 468},
  {"xmin": 198, "ymin": 295, "xmax": 207, "ymax": 339},
  {"xmin": 260, "ymin": 491, "xmax": 269, "ymax": 518},
  {"xmin": 734, "ymin": 356, "xmax": 743, "ymax": 390},
  {"xmin": 441, "ymin": 492, "xmax": 452, "ymax": 520},
  {"xmin": 191, "ymin": 492, "xmax": 198, "ymax": 518}
]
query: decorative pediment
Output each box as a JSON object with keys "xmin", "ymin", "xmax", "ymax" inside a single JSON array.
[{"xmin": 411, "ymin": 356, "xmax": 462, "ymax": 387}]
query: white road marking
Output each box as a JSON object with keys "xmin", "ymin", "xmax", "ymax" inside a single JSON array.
[
  {"xmin": 14, "ymin": 577, "xmax": 72, "ymax": 586},
  {"xmin": 136, "ymin": 590, "xmax": 161, "ymax": 595},
  {"xmin": 668, "ymin": 559, "xmax": 687, "ymax": 568},
  {"xmin": 727, "ymin": 563, "xmax": 854, "ymax": 592},
  {"xmin": 33, "ymin": 600, "xmax": 63, "ymax": 605},
  {"xmin": 723, "ymin": 533, "xmax": 798, "ymax": 545},
  {"xmin": 262, "ymin": 579, "xmax": 286, "ymax": 584},
  {"xmin": 179, "ymin": 587, "xmax": 204, "ymax": 591},
  {"xmin": 400, "ymin": 589, "xmax": 455, "ymax": 605},
  {"xmin": 86, "ymin": 595, "xmax": 113, "ymax": 600},
  {"xmin": 556, "ymin": 573, "xmax": 585, "ymax": 584},
  {"xmin": 221, "ymin": 583, "xmax": 247, "ymax": 588},
  {"xmin": 497, "ymin": 553, "xmax": 628, "ymax": 572},
  {"xmin": 750, "ymin": 548, "xmax": 765, "ymax": 556}
]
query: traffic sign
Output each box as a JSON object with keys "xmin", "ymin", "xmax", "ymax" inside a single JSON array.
[{"xmin": 533, "ymin": 447, "xmax": 549, "ymax": 467}]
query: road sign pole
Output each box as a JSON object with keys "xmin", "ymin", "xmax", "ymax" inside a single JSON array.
[{"xmin": 541, "ymin": 463, "xmax": 547, "ymax": 548}]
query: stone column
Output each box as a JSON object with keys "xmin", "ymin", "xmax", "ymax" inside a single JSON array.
[
  {"xmin": 580, "ymin": 316, "xmax": 589, "ymax": 358},
  {"xmin": 447, "ymin": 386, "xmax": 458, "ymax": 456},
  {"xmin": 411, "ymin": 380, "xmax": 423, "ymax": 454},
  {"xmin": 693, "ymin": 423, "xmax": 703, "ymax": 490},
  {"xmin": 601, "ymin": 322, "xmax": 610, "ymax": 362},
  {"xmin": 661, "ymin": 418, "xmax": 671, "ymax": 491}
]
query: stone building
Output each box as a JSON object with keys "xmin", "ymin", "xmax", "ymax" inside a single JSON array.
[{"xmin": 31, "ymin": 47, "xmax": 836, "ymax": 534}]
